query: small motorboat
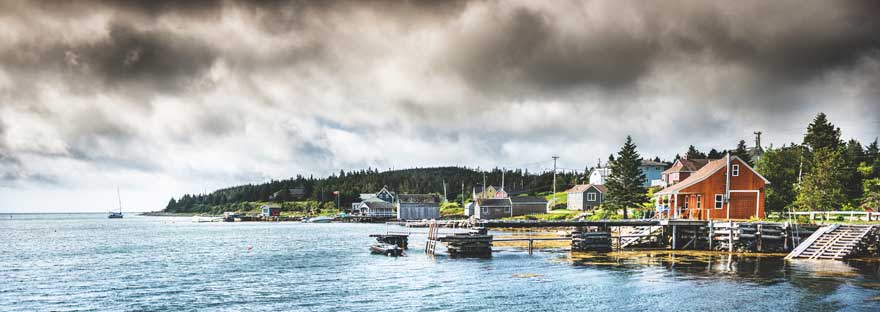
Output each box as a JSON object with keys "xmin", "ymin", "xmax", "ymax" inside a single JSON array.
[
  {"xmin": 304, "ymin": 216, "xmax": 334, "ymax": 223},
  {"xmin": 370, "ymin": 243, "xmax": 404, "ymax": 257},
  {"xmin": 191, "ymin": 215, "xmax": 220, "ymax": 223}
]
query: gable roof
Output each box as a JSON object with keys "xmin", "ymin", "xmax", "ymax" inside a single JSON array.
[
  {"xmin": 662, "ymin": 158, "xmax": 713, "ymax": 174},
  {"xmin": 364, "ymin": 201, "xmax": 393, "ymax": 209},
  {"xmin": 656, "ymin": 156, "xmax": 769, "ymax": 195},
  {"xmin": 509, "ymin": 196, "xmax": 548, "ymax": 204},
  {"xmin": 640, "ymin": 159, "xmax": 668, "ymax": 167},
  {"xmin": 398, "ymin": 194, "xmax": 440, "ymax": 204},
  {"xmin": 476, "ymin": 198, "xmax": 511, "ymax": 207},
  {"xmin": 567, "ymin": 184, "xmax": 606, "ymax": 193}
]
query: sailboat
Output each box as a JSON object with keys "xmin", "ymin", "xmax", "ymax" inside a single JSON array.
[{"xmin": 108, "ymin": 188, "xmax": 124, "ymax": 219}]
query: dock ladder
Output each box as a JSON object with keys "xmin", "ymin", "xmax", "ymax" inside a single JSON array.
[
  {"xmin": 425, "ymin": 221, "xmax": 439, "ymax": 255},
  {"xmin": 786, "ymin": 225, "xmax": 878, "ymax": 260}
]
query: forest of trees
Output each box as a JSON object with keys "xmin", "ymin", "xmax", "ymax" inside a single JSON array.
[
  {"xmin": 164, "ymin": 166, "xmax": 579, "ymax": 213},
  {"xmin": 755, "ymin": 113, "xmax": 880, "ymax": 214}
]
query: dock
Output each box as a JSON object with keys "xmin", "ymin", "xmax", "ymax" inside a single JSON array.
[{"xmin": 785, "ymin": 225, "xmax": 879, "ymax": 260}]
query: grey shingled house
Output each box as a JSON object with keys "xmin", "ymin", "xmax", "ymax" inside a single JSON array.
[{"xmin": 396, "ymin": 194, "xmax": 440, "ymax": 220}]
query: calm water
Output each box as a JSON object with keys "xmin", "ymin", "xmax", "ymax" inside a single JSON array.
[{"xmin": 2, "ymin": 214, "xmax": 879, "ymax": 311}]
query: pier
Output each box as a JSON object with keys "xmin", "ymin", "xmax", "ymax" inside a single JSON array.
[{"xmin": 411, "ymin": 218, "xmax": 879, "ymax": 260}]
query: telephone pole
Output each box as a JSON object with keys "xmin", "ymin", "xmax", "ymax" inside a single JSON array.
[
  {"xmin": 552, "ymin": 155, "xmax": 559, "ymax": 212},
  {"xmin": 443, "ymin": 180, "xmax": 448, "ymax": 203}
]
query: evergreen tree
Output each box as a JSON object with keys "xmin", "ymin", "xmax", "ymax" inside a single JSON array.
[
  {"xmin": 803, "ymin": 112, "xmax": 842, "ymax": 152},
  {"xmin": 707, "ymin": 148, "xmax": 723, "ymax": 159},
  {"xmin": 732, "ymin": 140, "xmax": 753, "ymax": 165},
  {"xmin": 842, "ymin": 139, "xmax": 865, "ymax": 202},
  {"xmin": 685, "ymin": 145, "xmax": 706, "ymax": 159},
  {"xmin": 866, "ymin": 138, "xmax": 880, "ymax": 179},
  {"xmin": 755, "ymin": 145, "xmax": 802, "ymax": 213},
  {"xmin": 604, "ymin": 136, "xmax": 648, "ymax": 219},
  {"xmin": 795, "ymin": 148, "xmax": 847, "ymax": 211}
]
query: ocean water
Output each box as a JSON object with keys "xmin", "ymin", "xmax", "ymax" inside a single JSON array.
[{"xmin": 2, "ymin": 213, "xmax": 879, "ymax": 311}]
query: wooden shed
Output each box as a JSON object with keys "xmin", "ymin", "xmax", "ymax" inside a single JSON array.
[
  {"xmin": 566, "ymin": 184, "xmax": 606, "ymax": 211},
  {"xmin": 396, "ymin": 194, "xmax": 440, "ymax": 221},
  {"xmin": 509, "ymin": 196, "xmax": 549, "ymax": 216},
  {"xmin": 655, "ymin": 155, "xmax": 768, "ymax": 220}
]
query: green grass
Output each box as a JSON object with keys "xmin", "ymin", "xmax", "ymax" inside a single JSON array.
[{"xmin": 505, "ymin": 209, "xmax": 580, "ymax": 221}]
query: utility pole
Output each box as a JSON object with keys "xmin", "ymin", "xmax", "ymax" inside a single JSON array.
[
  {"xmin": 461, "ymin": 182, "xmax": 465, "ymax": 209},
  {"xmin": 552, "ymin": 155, "xmax": 559, "ymax": 212},
  {"xmin": 501, "ymin": 168, "xmax": 505, "ymax": 192},
  {"xmin": 443, "ymin": 180, "xmax": 448, "ymax": 203}
]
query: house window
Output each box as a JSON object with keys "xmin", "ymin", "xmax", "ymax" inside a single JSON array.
[
  {"xmin": 683, "ymin": 195, "xmax": 689, "ymax": 209},
  {"xmin": 482, "ymin": 207, "xmax": 488, "ymax": 214},
  {"xmin": 714, "ymin": 194, "xmax": 723, "ymax": 209},
  {"xmin": 504, "ymin": 207, "xmax": 511, "ymax": 213},
  {"xmin": 732, "ymin": 164, "xmax": 739, "ymax": 177},
  {"xmin": 587, "ymin": 193, "xmax": 597, "ymax": 201},
  {"xmin": 696, "ymin": 195, "xmax": 702, "ymax": 209}
]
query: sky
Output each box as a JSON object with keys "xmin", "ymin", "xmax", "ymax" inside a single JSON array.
[{"xmin": 1, "ymin": 0, "xmax": 879, "ymax": 212}]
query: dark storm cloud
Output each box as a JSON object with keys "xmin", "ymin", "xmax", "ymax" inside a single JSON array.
[
  {"xmin": 444, "ymin": 6, "xmax": 659, "ymax": 93},
  {"xmin": 75, "ymin": 22, "xmax": 218, "ymax": 94}
]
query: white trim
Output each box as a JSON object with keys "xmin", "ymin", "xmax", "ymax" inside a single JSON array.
[
  {"xmin": 731, "ymin": 156, "xmax": 770, "ymax": 184},
  {"xmin": 696, "ymin": 194, "xmax": 702, "ymax": 209},
  {"xmin": 714, "ymin": 194, "xmax": 724, "ymax": 209},
  {"xmin": 732, "ymin": 164, "xmax": 740, "ymax": 176},
  {"xmin": 587, "ymin": 193, "xmax": 597, "ymax": 201}
]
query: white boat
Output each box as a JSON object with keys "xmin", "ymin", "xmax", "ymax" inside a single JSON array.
[
  {"xmin": 191, "ymin": 216, "xmax": 220, "ymax": 223},
  {"xmin": 304, "ymin": 216, "xmax": 334, "ymax": 223},
  {"xmin": 108, "ymin": 188, "xmax": 124, "ymax": 219}
]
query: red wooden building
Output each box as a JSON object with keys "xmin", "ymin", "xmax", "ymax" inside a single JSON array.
[{"xmin": 654, "ymin": 155, "xmax": 769, "ymax": 220}]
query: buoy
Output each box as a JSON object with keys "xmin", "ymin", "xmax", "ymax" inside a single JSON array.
[{"xmin": 247, "ymin": 245, "xmax": 253, "ymax": 251}]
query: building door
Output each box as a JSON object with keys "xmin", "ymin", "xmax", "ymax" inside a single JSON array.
[{"xmin": 728, "ymin": 191, "xmax": 758, "ymax": 219}]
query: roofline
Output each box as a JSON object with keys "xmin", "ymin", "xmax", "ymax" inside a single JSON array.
[{"xmin": 656, "ymin": 155, "xmax": 769, "ymax": 195}]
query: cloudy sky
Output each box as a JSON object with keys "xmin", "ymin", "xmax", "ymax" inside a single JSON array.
[{"xmin": 1, "ymin": 0, "xmax": 879, "ymax": 212}]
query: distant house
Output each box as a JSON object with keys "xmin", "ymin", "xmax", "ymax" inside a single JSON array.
[
  {"xmin": 474, "ymin": 198, "xmax": 512, "ymax": 219},
  {"xmin": 566, "ymin": 184, "xmax": 606, "ymax": 211},
  {"xmin": 271, "ymin": 187, "xmax": 306, "ymax": 200},
  {"xmin": 352, "ymin": 186, "xmax": 396, "ymax": 212},
  {"xmin": 640, "ymin": 160, "xmax": 668, "ymax": 187},
  {"xmin": 260, "ymin": 205, "xmax": 281, "ymax": 217},
  {"xmin": 396, "ymin": 194, "xmax": 441, "ymax": 220},
  {"xmin": 655, "ymin": 155, "xmax": 769, "ymax": 220},
  {"xmin": 509, "ymin": 196, "xmax": 548, "ymax": 216},
  {"xmin": 355, "ymin": 198, "xmax": 395, "ymax": 217},
  {"xmin": 589, "ymin": 168, "xmax": 612, "ymax": 185},
  {"xmin": 662, "ymin": 158, "xmax": 713, "ymax": 187},
  {"xmin": 472, "ymin": 185, "xmax": 499, "ymax": 199},
  {"xmin": 590, "ymin": 160, "xmax": 668, "ymax": 187}
]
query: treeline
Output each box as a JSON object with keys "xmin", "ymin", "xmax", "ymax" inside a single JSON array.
[
  {"xmin": 164, "ymin": 166, "xmax": 579, "ymax": 213},
  {"xmin": 754, "ymin": 113, "xmax": 880, "ymax": 213}
]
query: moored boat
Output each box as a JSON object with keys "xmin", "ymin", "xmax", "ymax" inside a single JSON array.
[
  {"xmin": 304, "ymin": 216, "xmax": 334, "ymax": 223},
  {"xmin": 370, "ymin": 243, "xmax": 404, "ymax": 257}
]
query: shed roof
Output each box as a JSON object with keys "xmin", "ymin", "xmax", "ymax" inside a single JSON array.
[
  {"xmin": 640, "ymin": 159, "xmax": 668, "ymax": 167},
  {"xmin": 398, "ymin": 194, "xmax": 440, "ymax": 204},
  {"xmin": 477, "ymin": 198, "xmax": 511, "ymax": 207},
  {"xmin": 567, "ymin": 184, "xmax": 606, "ymax": 193},
  {"xmin": 509, "ymin": 196, "xmax": 548, "ymax": 204}
]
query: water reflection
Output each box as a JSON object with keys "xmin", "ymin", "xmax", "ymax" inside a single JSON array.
[{"xmin": 568, "ymin": 250, "xmax": 880, "ymax": 303}]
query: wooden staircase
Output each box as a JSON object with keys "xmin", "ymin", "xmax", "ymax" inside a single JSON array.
[
  {"xmin": 620, "ymin": 226, "xmax": 662, "ymax": 249},
  {"xmin": 786, "ymin": 225, "xmax": 878, "ymax": 260}
]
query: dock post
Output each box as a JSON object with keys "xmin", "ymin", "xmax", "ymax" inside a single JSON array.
[
  {"xmin": 528, "ymin": 239, "xmax": 533, "ymax": 255},
  {"xmin": 756, "ymin": 223, "xmax": 763, "ymax": 252},
  {"xmin": 672, "ymin": 225, "xmax": 677, "ymax": 250},
  {"xmin": 708, "ymin": 220, "xmax": 714, "ymax": 250}
]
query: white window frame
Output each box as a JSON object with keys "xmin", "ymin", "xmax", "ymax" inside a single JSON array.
[
  {"xmin": 714, "ymin": 194, "xmax": 724, "ymax": 209},
  {"xmin": 732, "ymin": 164, "xmax": 739, "ymax": 177},
  {"xmin": 696, "ymin": 195, "xmax": 702, "ymax": 209},
  {"xmin": 587, "ymin": 193, "xmax": 597, "ymax": 201},
  {"xmin": 683, "ymin": 195, "xmax": 689, "ymax": 209},
  {"xmin": 482, "ymin": 207, "xmax": 488, "ymax": 213}
]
